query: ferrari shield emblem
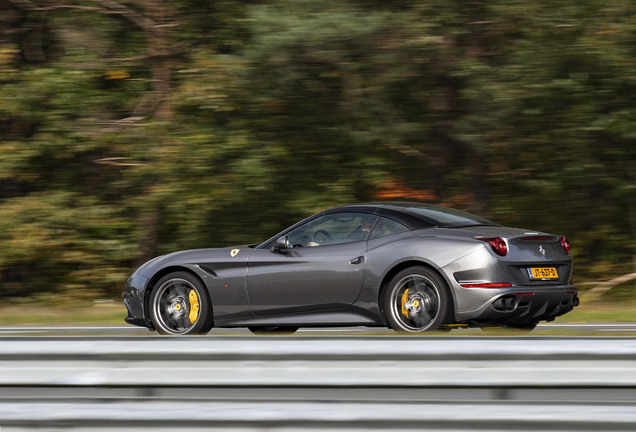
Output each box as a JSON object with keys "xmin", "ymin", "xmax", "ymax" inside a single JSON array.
[{"xmin": 230, "ymin": 249, "xmax": 239, "ymax": 257}]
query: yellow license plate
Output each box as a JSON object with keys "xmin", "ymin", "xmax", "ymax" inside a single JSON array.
[{"xmin": 528, "ymin": 267, "xmax": 558, "ymax": 280}]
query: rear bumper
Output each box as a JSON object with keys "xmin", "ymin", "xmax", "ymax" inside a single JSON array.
[{"xmin": 454, "ymin": 285, "xmax": 578, "ymax": 326}]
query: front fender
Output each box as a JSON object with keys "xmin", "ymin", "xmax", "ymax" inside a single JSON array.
[{"xmin": 127, "ymin": 248, "xmax": 254, "ymax": 326}]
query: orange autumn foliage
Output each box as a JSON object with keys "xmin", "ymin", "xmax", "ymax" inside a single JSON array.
[{"xmin": 374, "ymin": 182, "xmax": 437, "ymax": 202}]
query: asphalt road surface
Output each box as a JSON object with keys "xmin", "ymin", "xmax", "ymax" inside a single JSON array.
[{"xmin": 0, "ymin": 322, "xmax": 635, "ymax": 336}]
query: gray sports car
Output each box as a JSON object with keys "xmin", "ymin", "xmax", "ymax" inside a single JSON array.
[{"xmin": 122, "ymin": 202, "xmax": 578, "ymax": 334}]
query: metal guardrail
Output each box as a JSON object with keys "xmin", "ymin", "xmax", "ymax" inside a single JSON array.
[
  {"xmin": 0, "ymin": 337, "xmax": 635, "ymax": 431},
  {"xmin": 2, "ymin": 401, "xmax": 636, "ymax": 431}
]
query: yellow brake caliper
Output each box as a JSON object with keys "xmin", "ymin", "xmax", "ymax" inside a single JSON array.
[
  {"xmin": 188, "ymin": 289, "xmax": 200, "ymax": 324},
  {"xmin": 401, "ymin": 289, "xmax": 410, "ymax": 318}
]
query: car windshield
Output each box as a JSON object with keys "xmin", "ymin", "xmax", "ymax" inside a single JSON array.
[{"xmin": 388, "ymin": 203, "xmax": 498, "ymax": 228}]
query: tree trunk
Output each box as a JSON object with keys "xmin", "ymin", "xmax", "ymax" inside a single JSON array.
[
  {"xmin": 134, "ymin": 0, "xmax": 172, "ymax": 266},
  {"xmin": 145, "ymin": 0, "xmax": 172, "ymax": 120},
  {"xmin": 135, "ymin": 211, "xmax": 160, "ymax": 267}
]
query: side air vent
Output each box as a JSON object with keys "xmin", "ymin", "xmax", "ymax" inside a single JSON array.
[{"xmin": 197, "ymin": 265, "xmax": 217, "ymax": 277}]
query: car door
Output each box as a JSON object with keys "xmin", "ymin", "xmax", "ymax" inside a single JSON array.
[{"xmin": 246, "ymin": 213, "xmax": 377, "ymax": 316}]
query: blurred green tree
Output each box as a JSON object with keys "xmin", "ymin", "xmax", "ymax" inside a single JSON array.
[{"xmin": 1, "ymin": 0, "xmax": 635, "ymax": 300}]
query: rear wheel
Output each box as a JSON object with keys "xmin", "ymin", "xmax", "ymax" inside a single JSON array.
[
  {"xmin": 384, "ymin": 266, "xmax": 452, "ymax": 333},
  {"xmin": 149, "ymin": 271, "xmax": 213, "ymax": 335}
]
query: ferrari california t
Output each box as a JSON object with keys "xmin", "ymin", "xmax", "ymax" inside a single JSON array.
[{"xmin": 122, "ymin": 202, "xmax": 578, "ymax": 334}]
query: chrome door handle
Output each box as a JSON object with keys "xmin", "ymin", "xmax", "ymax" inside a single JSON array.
[{"xmin": 349, "ymin": 256, "xmax": 364, "ymax": 265}]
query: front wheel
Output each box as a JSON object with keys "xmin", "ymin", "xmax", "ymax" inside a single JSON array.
[
  {"xmin": 149, "ymin": 271, "xmax": 213, "ymax": 335},
  {"xmin": 384, "ymin": 266, "xmax": 452, "ymax": 333}
]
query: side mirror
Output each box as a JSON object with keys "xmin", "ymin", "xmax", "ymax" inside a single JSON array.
[{"xmin": 271, "ymin": 235, "xmax": 291, "ymax": 253}]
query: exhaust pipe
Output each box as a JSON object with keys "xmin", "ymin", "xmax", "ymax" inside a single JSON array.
[
  {"xmin": 493, "ymin": 297, "xmax": 517, "ymax": 312},
  {"xmin": 504, "ymin": 297, "xmax": 517, "ymax": 310},
  {"xmin": 572, "ymin": 295, "xmax": 580, "ymax": 307}
]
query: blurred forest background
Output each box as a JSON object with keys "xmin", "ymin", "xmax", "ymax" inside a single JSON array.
[{"xmin": 1, "ymin": 0, "xmax": 635, "ymax": 301}]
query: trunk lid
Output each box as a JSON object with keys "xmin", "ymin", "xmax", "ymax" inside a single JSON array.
[{"xmin": 457, "ymin": 226, "xmax": 572, "ymax": 286}]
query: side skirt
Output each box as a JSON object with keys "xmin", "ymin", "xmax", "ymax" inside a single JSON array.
[{"xmin": 215, "ymin": 309, "xmax": 384, "ymax": 328}]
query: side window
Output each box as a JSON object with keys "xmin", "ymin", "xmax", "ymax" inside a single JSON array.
[
  {"xmin": 369, "ymin": 217, "xmax": 409, "ymax": 240},
  {"xmin": 287, "ymin": 213, "xmax": 378, "ymax": 247}
]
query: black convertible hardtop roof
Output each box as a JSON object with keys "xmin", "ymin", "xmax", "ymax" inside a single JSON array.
[
  {"xmin": 257, "ymin": 202, "xmax": 498, "ymax": 248},
  {"xmin": 326, "ymin": 202, "xmax": 498, "ymax": 230}
]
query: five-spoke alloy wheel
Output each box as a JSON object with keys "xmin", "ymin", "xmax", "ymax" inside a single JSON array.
[
  {"xmin": 384, "ymin": 266, "xmax": 451, "ymax": 333},
  {"xmin": 149, "ymin": 271, "xmax": 213, "ymax": 335}
]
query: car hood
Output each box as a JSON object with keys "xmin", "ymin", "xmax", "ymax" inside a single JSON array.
[{"xmin": 135, "ymin": 247, "xmax": 246, "ymax": 277}]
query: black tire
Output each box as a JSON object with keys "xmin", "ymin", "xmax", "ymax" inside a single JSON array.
[
  {"xmin": 149, "ymin": 271, "xmax": 213, "ymax": 335},
  {"xmin": 383, "ymin": 266, "xmax": 452, "ymax": 333},
  {"xmin": 248, "ymin": 326, "xmax": 299, "ymax": 335}
]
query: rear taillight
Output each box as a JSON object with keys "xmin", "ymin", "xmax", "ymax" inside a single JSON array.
[
  {"xmin": 476, "ymin": 237, "xmax": 508, "ymax": 256},
  {"xmin": 460, "ymin": 282, "xmax": 512, "ymax": 288},
  {"xmin": 560, "ymin": 236, "xmax": 570, "ymax": 254}
]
